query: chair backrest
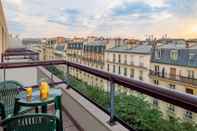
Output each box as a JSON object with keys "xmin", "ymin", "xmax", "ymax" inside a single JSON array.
[
  {"xmin": 0, "ymin": 81, "xmax": 23, "ymax": 116},
  {"xmin": 2, "ymin": 114, "xmax": 60, "ymax": 131}
]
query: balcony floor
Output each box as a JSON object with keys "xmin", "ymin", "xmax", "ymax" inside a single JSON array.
[
  {"xmin": 62, "ymin": 110, "xmax": 80, "ymax": 131},
  {"xmin": 48, "ymin": 104, "xmax": 80, "ymax": 131}
]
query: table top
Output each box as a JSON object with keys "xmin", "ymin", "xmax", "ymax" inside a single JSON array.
[{"xmin": 16, "ymin": 88, "xmax": 62, "ymax": 106}]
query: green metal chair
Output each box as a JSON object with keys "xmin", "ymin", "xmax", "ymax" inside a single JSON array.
[
  {"xmin": 1, "ymin": 113, "xmax": 61, "ymax": 131},
  {"xmin": 54, "ymin": 95, "xmax": 63, "ymax": 131},
  {"xmin": 0, "ymin": 80, "xmax": 23, "ymax": 119}
]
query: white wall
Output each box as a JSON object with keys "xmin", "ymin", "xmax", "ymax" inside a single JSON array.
[
  {"xmin": 0, "ymin": 67, "xmax": 38, "ymax": 87},
  {"xmin": 8, "ymin": 35, "xmax": 24, "ymax": 49}
]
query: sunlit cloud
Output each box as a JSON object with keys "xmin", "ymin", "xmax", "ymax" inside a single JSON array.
[{"xmin": 2, "ymin": 0, "xmax": 197, "ymax": 39}]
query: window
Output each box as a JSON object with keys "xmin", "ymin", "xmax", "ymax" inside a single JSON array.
[
  {"xmin": 161, "ymin": 67, "xmax": 165, "ymax": 77},
  {"xmin": 168, "ymin": 104, "xmax": 175, "ymax": 112},
  {"xmin": 185, "ymin": 111, "xmax": 193, "ymax": 119},
  {"xmin": 113, "ymin": 54, "xmax": 116, "ymax": 63},
  {"xmin": 189, "ymin": 53, "xmax": 195, "ymax": 61},
  {"xmin": 130, "ymin": 69, "xmax": 135, "ymax": 78},
  {"xmin": 139, "ymin": 56, "xmax": 144, "ymax": 67},
  {"xmin": 170, "ymin": 68, "xmax": 176, "ymax": 77},
  {"xmin": 113, "ymin": 65, "xmax": 116, "ymax": 73},
  {"xmin": 188, "ymin": 70, "xmax": 194, "ymax": 79},
  {"xmin": 154, "ymin": 65, "xmax": 160, "ymax": 75},
  {"xmin": 155, "ymin": 49, "xmax": 162, "ymax": 59},
  {"xmin": 124, "ymin": 68, "xmax": 127, "ymax": 76},
  {"xmin": 130, "ymin": 55, "xmax": 134, "ymax": 65},
  {"xmin": 153, "ymin": 98, "xmax": 159, "ymax": 107},
  {"xmin": 170, "ymin": 50, "xmax": 178, "ymax": 61},
  {"xmin": 118, "ymin": 54, "xmax": 121, "ymax": 63},
  {"xmin": 154, "ymin": 80, "xmax": 159, "ymax": 85},
  {"xmin": 179, "ymin": 70, "xmax": 182, "ymax": 77},
  {"xmin": 185, "ymin": 88, "xmax": 194, "ymax": 95},
  {"xmin": 169, "ymin": 84, "xmax": 176, "ymax": 90},
  {"xmin": 139, "ymin": 70, "xmax": 143, "ymax": 81},
  {"xmin": 118, "ymin": 66, "xmax": 121, "ymax": 74},
  {"xmin": 107, "ymin": 64, "xmax": 110, "ymax": 72},
  {"xmin": 124, "ymin": 55, "xmax": 127, "ymax": 64}
]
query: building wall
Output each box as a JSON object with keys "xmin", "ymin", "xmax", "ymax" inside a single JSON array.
[
  {"xmin": 150, "ymin": 62, "xmax": 197, "ymax": 121},
  {"xmin": 8, "ymin": 34, "xmax": 23, "ymax": 49},
  {"xmin": 0, "ymin": 1, "xmax": 8, "ymax": 60},
  {"xmin": 38, "ymin": 37, "xmax": 197, "ymax": 122},
  {"xmin": 105, "ymin": 51, "xmax": 151, "ymax": 82},
  {"xmin": 66, "ymin": 41, "xmax": 106, "ymax": 88},
  {"xmin": 151, "ymin": 63, "xmax": 197, "ymax": 81}
]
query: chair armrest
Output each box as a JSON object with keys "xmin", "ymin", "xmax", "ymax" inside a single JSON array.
[
  {"xmin": 54, "ymin": 109, "xmax": 62, "ymax": 131},
  {"xmin": 0, "ymin": 102, "xmax": 5, "ymax": 120},
  {"xmin": 55, "ymin": 109, "xmax": 60, "ymax": 119}
]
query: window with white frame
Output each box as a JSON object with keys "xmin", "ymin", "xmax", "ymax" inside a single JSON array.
[
  {"xmin": 124, "ymin": 68, "xmax": 127, "ymax": 76},
  {"xmin": 168, "ymin": 104, "xmax": 175, "ymax": 112},
  {"xmin": 130, "ymin": 55, "xmax": 134, "ymax": 65},
  {"xmin": 139, "ymin": 56, "xmax": 144, "ymax": 67},
  {"xmin": 185, "ymin": 111, "xmax": 193, "ymax": 119},
  {"xmin": 113, "ymin": 65, "xmax": 116, "ymax": 73},
  {"xmin": 118, "ymin": 54, "xmax": 121, "ymax": 63},
  {"xmin": 118, "ymin": 66, "xmax": 121, "ymax": 74},
  {"xmin": 188, "ymin": 70, "xmax": 194, "ymax": 79},
  {"xmin": 189, "ymin": 53, "xmax": 195, "ymax": 61},
  {"xmin": 124, "ymin": 54, "xmax": 127, "ymax": 64},
  {"xmin": 169, "ymin": 84, "xmax": 176, "ymax": 90},
  {"xmin": 139, "ymin": 70, "xmax": 143, "ymax": 81},
  {"xmin": 154, "ymin": 79, "xmax": 159, "ymax": 85},
  {"xmin": 155, "ymin": 49, "xmax": 162, "ymax": 59},
  {"xmin": 130, "ymin": 68, "xmax": 134, "ymax": 78},
  {"xmin": 113, "ymin": 54, "xmax": 116, "ymax": 63},
  {"xmin": 170, "ymin": 50, "xmax": 178, "ymax": 61}
]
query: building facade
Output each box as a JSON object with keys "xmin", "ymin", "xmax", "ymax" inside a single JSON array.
[
  {"xmin": 105, "ymin": 43, "xmax": 152, "ymax": 83},
  {"xmin": 0, "ymin": 1, "xmax": 8, "ymax": 59},
  {"xmin": 36, "ymin": 36, "xmax": 197, "ymax": 122},
  {"xmin": 150, "ymin": 40, "xmax": 197, "ymax": 121},
  {"xmin": 43, "ymin": 37, "xmax": 65, "ymax": 61},
  {"xmin": 105, "ymin": 43, "xmax": 152, "ymax": 94}
]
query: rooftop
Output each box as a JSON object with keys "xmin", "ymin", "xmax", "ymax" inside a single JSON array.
[
  {"xmin": 55, "ymin": 44, "xmax": 66, "ymax": 52},
  {"xmin": 106, "ymin": 44, "xmax": 152, "ymax": 54}
]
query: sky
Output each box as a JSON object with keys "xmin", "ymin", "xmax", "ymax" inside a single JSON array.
[{"xmin": 2, "ymin": 0, "xmax": 197, "ymax": 39}]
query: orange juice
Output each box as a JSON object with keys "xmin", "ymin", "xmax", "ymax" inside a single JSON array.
[
  {"xmin": 41, "ymin": 90, "xmax": 48, "ymax": 99},
  {"xmin": 40, "ymin": 82, "xmax": 49, "ymax": 99},
  {"xmin": 26, "ymin": 87, "xmax": 32, "ymax": 96},
  {"xmin": 26, "ymin": 95, "xmax": 32, "ymax": 102}
]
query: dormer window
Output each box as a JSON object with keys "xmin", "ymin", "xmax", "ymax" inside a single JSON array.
[
  {"xmin": 170, "ymin": 50, "xmax": 178, "ymax": 61},
  {"xmin": 189, "ymin": 53, "xmax": 195, "ymax": 61},
  {"xmin": 155, "ymin": 49, "xmax": 162, "ymax": 59}
]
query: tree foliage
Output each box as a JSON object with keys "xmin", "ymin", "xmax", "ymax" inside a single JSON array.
[{"xmin": 47, "ymin": 67, "xmax": 197, "ymax": 131}]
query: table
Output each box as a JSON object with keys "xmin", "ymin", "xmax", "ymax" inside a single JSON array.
[{"xmin": 14, "ymin": 88, "xmax": 62, "ymax": 115}]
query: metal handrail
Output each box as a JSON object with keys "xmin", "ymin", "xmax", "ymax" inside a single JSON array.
[{"xmin": 0, "ymin": 60, "xmax": 197, "ymax": 113}]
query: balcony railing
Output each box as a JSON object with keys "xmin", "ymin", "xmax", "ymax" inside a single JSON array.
[
  {"xmin": 150, "ymin": 70, "xmax": 197, "ymax": 86},
  {"xmin": 1, "ymin": 48, "xmax": 39, "ymax": 62},
  {"xmin": 0, "ymin": 60, "xmax": 197, "ymax": 131}
]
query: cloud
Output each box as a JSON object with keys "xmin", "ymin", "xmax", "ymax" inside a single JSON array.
[
  {"xmin": 166, "ymin": 0, "xmax": 197, "ymax": 17},
  {"xmin": 111, "ymin": 1, "xmax": 166, "ymax": 17},
  {"xmin": 2, "ymin": 0, "xmax": 197, "ymax": 39},
  {"xmin": 48, "ymin": 8, "xmax": 80, "ymax": 26},
  {"xmin": 8, "ymin": 20, "xmax": 25, "ymax": 33}
]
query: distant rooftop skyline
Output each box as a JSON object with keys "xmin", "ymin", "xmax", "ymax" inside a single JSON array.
[{"xmin": 2, "ymin": 0, "xmax": 197, "ymax": 39}]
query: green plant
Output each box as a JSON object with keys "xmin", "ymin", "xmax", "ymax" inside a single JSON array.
[{"xmin": 47, "ymin": 67, "xmax": 197, "ymax": 131}]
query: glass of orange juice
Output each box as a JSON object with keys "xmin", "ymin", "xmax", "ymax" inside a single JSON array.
[
  {"xmin": 40, "ymin": 82, "xmax": 49, "ymax": 99},
  {"xmin": 26, "ymin": 87, "xmax": 32, "ymax": 97}
]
